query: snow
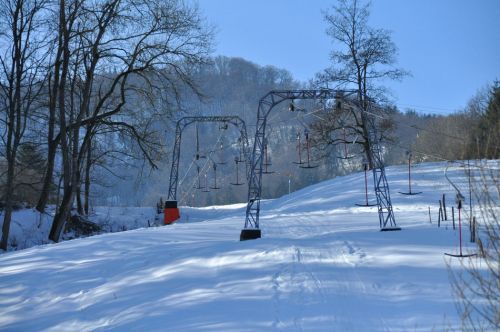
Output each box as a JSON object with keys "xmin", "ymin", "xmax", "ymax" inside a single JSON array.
[{"xmin": 0, "ymin": 161, "xmax": 492, "ymax": 331}]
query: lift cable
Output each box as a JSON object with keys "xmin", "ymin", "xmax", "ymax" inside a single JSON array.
[{"xmin": 361, "ymin": 107, "xmax": 500, "ymax": 152}]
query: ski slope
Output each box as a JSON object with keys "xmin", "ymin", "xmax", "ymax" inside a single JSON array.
[{"xmin": 0, "ymin": 162, "xmax": 487, "ymax": 331}]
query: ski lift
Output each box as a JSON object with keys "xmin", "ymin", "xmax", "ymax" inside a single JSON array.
[
  {"xmin": 399, "ymin": 150, "xmax": 422, "ymax": 195},
  {"xmin": 201, "ymin": 173, "xmax": 210, "ymax": 193},
  {"xmin": 194, "ymin": 164, "xmax": 205, "ymax": 190},
  {"xmin": 445, "ymin": 195, "xmax": 476, "ymax": 258},
  {"xmin": 210, "ymin": 162, "xmax": 220, "ymax": 190},
  {"xmin": 444, "ymin": 163, "xmax": 476, "ymax": 258},
  {"xmin": 262, "ymin": 138, "xmax": 275, "ymax": 174},
  {"xmin": 231, "ymin": 156, "xmax": 244, "ymax": 186},
  {"xmin": 195, "ymin": 123, "xmax": 206, "ymax": 161},
  {"xmin": 355, "ymin": 159, "xmax": 377, "ymax": 207},
  {"xmin": 337, "ymin": 127, "xmax": 355, "ymax": 160},
  {"xmin": 293, "ymin": 131, "xmax": 305, "ymax": 165},
  {"xmin": 335, "ymin": 90, "xmax": 344, "ymax": 111},
  {"xmin": 299, "ymin": 129, "xmax": 319, "ymax": 169},
  {"xmin": 235, "ymin": 137, "xmax": 246, "ymax": 163},
  {"xmin": 216, "ymin": 139, "xmax": 227, "ymax": 165},
  {"xmin": 219, "ymin": 121, "xmax": 229, "ymax": 130},
  {"xmin": 288, "ymin": 99, "xmax": 306, "ymax": 113}
]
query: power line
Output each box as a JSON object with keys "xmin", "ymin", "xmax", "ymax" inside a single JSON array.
[
  {"xmin": 361, "ymin": 106, "xmax": 500, "ymax": 152},
  {"xmin": 383, "ymin": 139, "xmax": 499, "ymax": 172},
  {"xmin": 394, "ymin": 103, "xmax": 460, "ymax": 114},
  {"xmin": 363, "ymin": 108, "xmax": 466, "ymax": 142}
]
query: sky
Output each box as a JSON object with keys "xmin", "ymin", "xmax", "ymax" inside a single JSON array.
[{"xmin": 195, "ymin": 0, "xmax": 500, "ymax": 115}]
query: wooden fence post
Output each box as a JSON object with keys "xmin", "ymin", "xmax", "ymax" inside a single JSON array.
[
  {"xmin": 439, "ymin": 200, "xmax": 444, "ymax": 221},
  {"xmin": 470, "ymin": 216, "xmax": 476, "ymax": 243},
  {"xmin": 442, "ymin": 194, "xmax": 447, "ymax": 220},
  {"xmin": 452, "ymin": 206, "xmax": 455, "ymax": 230}
]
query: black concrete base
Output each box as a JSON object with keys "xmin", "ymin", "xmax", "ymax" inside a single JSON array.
[
  {"xmin": 380, "ymin": 227, "xmax": 402, "ymax": 232},
  {"xmin": 240, "ymin": 229, "xmax": 261, "ymax": 241}
]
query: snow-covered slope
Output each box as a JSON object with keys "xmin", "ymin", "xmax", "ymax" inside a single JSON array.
[{"xmin": 0, "ymin": 162, "xmax": 487, "ymax": 331}]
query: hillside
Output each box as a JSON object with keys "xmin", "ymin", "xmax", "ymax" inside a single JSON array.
[{"xmin": 0, "ymin": 161, "xmax": 492, "ymax": 331}]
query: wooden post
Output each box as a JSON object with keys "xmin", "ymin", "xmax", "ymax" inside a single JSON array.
[
  {"xmin": 458, "ymin": 203, "xmax": 463, "ymax": 256},
  {"xmin": 428, "ymin": 206, "xmax": 432, "ymax": 223},
  {"xmin": 442, "ymin": 194, "xmax": 447, "ymax": 220},
  {"xmin": 438, "ymin": 207, "xmax": 442, "ymax": 227},
  {"xmin": 470, "ymin": 216, "xmax": 476, "ymax": 243},
  {"xmin": 452, "ymin": 206, "xmax": 455, "ymax": 230},
  {"xmin": 439, "ymin": 200, "xmax": 444, "ymax": 221}
]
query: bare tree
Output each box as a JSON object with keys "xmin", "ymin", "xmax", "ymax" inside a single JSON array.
[
  {"xmin": 449, "ymin": 160, "xmax": 499, "ymax": 331},
  {"xmin": 447, "ymin": 84, "xmax": 499, "ymax": 331},
  {"xmin": 35, "ymin": 0, "xmax": 212, "ymax": 242},
  {"xmin": 470, "ymin": 82, "xmax": 499, "ymax": 159},
  {"xmin": 0, "ymin": 0, "xmax": 48, "ymax": 250},
  {"xmin": 314, "ymin": 0, "xmax": 407, "ymax": 168}
]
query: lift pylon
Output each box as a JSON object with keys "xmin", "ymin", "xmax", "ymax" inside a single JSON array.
[
  {"xmin": 241, "ymin": 89, "xmax": 357, "ymax": 241},
  {"xmin": 166, "ymin": 116, "xmax": 250, "ymax": 224},
  {"xmin": 362, "ymin": 101, "xmax": 400, "ymax": 231}
]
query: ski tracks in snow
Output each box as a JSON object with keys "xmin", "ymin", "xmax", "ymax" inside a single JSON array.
[
  {"xmin": 268, "ymin": 236, "xmax": 391, "ymax": 331},
  {"xmin": 271, "ymin": 245, "xmax": 327, "ymax": 331},
  {"xmin": 336, "ymin": 238, "xmax": 390, "ymax": 330}
]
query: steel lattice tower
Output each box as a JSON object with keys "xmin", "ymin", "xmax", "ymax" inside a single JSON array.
[
  {"xmin": 241, "ymin": 89, "xmax": 399, "ymax": 241},
  {"xmin": 167, "ymin": 116, "xmax": 250, "ymax": 202},
  {"xmin": 241, "ymin": 89, "xmax": 357, "ymax": 240},
  {"xmin": 363, "ymin": 109, "xmax": 399, "ymax": 230}
]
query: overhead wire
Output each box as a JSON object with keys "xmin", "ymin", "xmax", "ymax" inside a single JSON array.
[
  {"xmin": 393, "ymin": 102, "xmax": 463, "ymax": 115},
  {"xmin": 358, "ymin": 104, "xmax": 500, "ymax": 169},
  {"xmin": 252, "ymin": 98, "xmax": 498, "ymax": 172}
]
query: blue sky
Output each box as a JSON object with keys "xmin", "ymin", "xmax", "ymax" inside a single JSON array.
[{"xmin": 196, "ymin": 0, "xmax": 499, "ymax": 114}]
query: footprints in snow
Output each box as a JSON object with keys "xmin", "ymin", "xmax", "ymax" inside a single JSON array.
[{"xmin": 271, "ymin": 246, "xmax": 326, "ymax": 330}]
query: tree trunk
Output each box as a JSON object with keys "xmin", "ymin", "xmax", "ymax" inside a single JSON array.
[
  {"xmin": 84, "ymin": 140, "xmax": 91, "ymax": 215},
  {"xmin": 1, "ymin": 162, "xmax": 16, "ymax": 250},
  {"xmin": 48, "ymin": 187, "xmax": 75, "ymax": 242},
  {"xmin": 76, "ymin": 173, "xmax": 83, "ymax": 215},
  {"xmin": 362, "ymin": 136, "xmax": 373, "ymax": 169},
  {"xmin": 36, "ymin": 139, "xmax": 57, "ymax": 212}
]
